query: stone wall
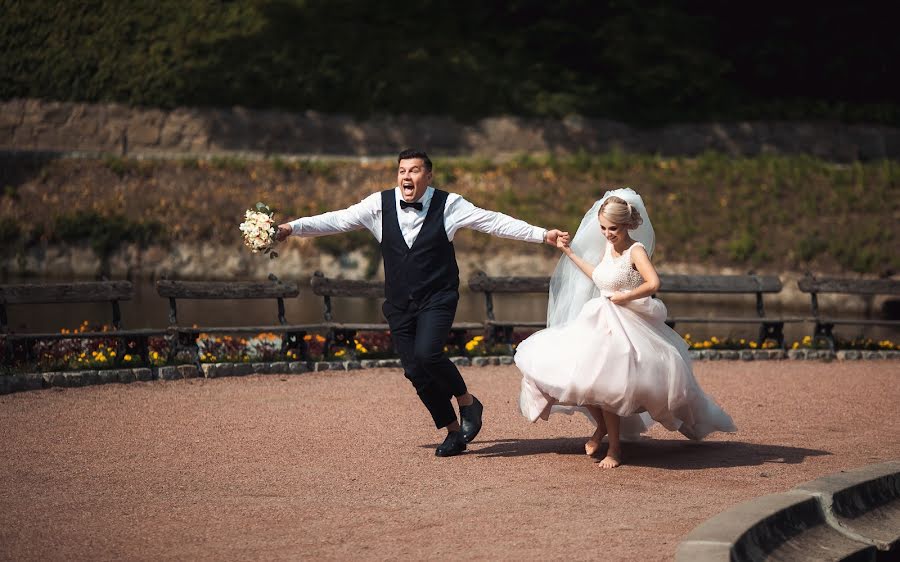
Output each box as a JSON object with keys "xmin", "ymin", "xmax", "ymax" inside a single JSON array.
[{"xmin": 2, "ymin": 98, "xmax": 898, "ymax": 161}]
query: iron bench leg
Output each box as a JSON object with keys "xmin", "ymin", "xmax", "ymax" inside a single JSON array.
[
  {"xmin": 282, "ymin": 331, "xmax": 308, "ymax": 361},
  {"xmin": 759, "ymin": 322, "xmax": 786, "ymax": 350},
  {"xmin": 813, "ymin": 322, "xmax": 836, "ymax": 352}
]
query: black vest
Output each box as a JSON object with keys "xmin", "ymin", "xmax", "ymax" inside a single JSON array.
[{"xmin": 381, "ymin": 189, "xmax": 459, "ymax": 307}]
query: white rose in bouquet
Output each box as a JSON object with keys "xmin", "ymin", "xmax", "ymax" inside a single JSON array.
[{"xmin": 239, "ymin": 202, "xmax": 279, "ymax": 259}]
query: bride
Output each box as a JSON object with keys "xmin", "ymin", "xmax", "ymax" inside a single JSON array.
[{"xmin": 515, "ymin": 189, "xmax": 737, "ymax": 468}]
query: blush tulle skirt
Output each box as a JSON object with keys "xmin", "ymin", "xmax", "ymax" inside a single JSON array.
[{"xmin": 515, "ymin": 295, "xmax": 737, "ymax": 440}]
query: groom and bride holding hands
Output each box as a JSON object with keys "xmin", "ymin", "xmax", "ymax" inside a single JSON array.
[{"xmin": 275, "ymin": 148, "xmax": 735, "ymax": 467}]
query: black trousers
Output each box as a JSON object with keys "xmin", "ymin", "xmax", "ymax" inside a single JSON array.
[{"xmin": 382, "ymin": 290, "xmax": 468, "ymax": 429}]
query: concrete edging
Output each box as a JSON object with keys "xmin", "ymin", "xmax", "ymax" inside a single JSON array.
[
  {"xmin": 1, "ymin": 350, "xmax": 898, "ymax": 396},
  {"xmin": 676, "ymin": 460, "xmax": 900, "ymax": 562}
]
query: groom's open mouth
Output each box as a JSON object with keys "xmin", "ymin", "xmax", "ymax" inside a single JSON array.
[{"xmin": 401, "ymin": 183, "xmax": 416, "ymax": 197}]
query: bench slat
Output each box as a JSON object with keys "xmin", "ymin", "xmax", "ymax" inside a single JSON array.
[
  {"xmin": 310, "ymin": 275, "xmax": 384, "ymax": 298},
  {"xmin": 0, "ymin": 282, "xmax": 133, "ymax": 304},
  {"xmin": 4, "ymin": 328, "xmax": 165, "ymax": 340},
  {"xmin": 816, "ymin": 318, "xmax": 900, "ymax": 327},
  {"xmin": 658, "ymin": 274, "xmax": 782, "ymax": 293},
  {"xmin": 156, "ymin": 280, "xmax": 299, "ymax": 299},
  {"xmin": 667, "ymin": 316, "xmax": 805, "ymax": 324},
  {"xmin": 170, "ymin": 324, "xmax": 323, "ymax": 334},
  {"xmin": 798, "ymin": 277, "xmax": 900, "ymax": 295}
]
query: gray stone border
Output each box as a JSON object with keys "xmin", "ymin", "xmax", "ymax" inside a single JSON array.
[
  {"xmin": 1, "ymin": 350, "xmax": 898, "ymax": 396},
  {"xmin": 676, "ymin": 459, "xmax": 900, "ymax": 561}
]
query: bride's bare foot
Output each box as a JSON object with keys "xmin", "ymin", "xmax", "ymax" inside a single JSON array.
[
  {"xmin": 598, "ymin": 451, "xmax": 621, "ymax": 469},
  {"xmin": 584, "ymin": 427, "xmax": 606, "ymax": 456}
]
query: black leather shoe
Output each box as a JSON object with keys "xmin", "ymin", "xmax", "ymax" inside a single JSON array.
[
  {"xmin": 435, "ymin": 431, "xmax": 466, "ymax": 457},
  {"xmin": 460, "ymin": 396, "xmax": 483, "ymax": 443}
]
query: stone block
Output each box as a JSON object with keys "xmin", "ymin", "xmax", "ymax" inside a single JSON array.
[
  {"xmin": 314, "ymin": 361, "xmax": 333, "ymax": 372},
  {"xmin": 177, "ymin": 365, "xmax": 199, "ymax": 379},
  {"xmin": 472, "ymin": 357, "xmax": 491, "ymax": 367},
  {"xmin": 214, "ymin": 363, "xmax": 234, "ymax": 377},
  {"xmin": 498, "ymin": 356, "xmax": 514, "ymax": 365},
  {"xmin": 201, "ymin": 364, "xmax": 217, "ymax": 378},
  {"xmin": 450, "ymin": 357, "xmax": 471, "ymax": 367},
  {"xmin": 118, "ymin": 370, "xmax": 137, "ymax": 384},
  {"xmin": 688, "ymin": 350, "xmax": 703, "ymax": 360},
  {"xmin": 232, "ymin": 363, "xmax": 253, "ymax": 376},
  {"xmin": 157, "ymin": 366, "xmax": 179, "ymax": 381},
  {"xmin": 23, "ymin": 373, "xmax": 44, "ymax": 391},
  {"xmin": 133, "ymin": 368, "xmax": 153, "ymax": 382},
  {"xmin": 0, "ymin": 376, "xmax": 11, "ymax": 395},
  {"xmin": 376, "ymin": 359, "xmax": 402, "ymax": 369},
  {"xmin": 837, "ymin": 350, "xmax": 861, "ymax": 361},
  {"xmin": 360, "ymin": 360, "xmax": 379, "ymax": 369},
  {"xmin": 268, "ymin": 362, "xmax": 288, "ymax": 373},
  {"xmin": 97, "ymin": 370, "xmax": 120, "ymax": 384},
  {"xmin": 251, "ymin": 362, "xmax": 270, "ymax": 374},
  {"xmin": 345, "ymin": 361, "xmax": 362, "ymax": 370},
  {"xmin": 862, "ymin": 351, "xmax": 885, "ymax": 360},
  {"xmin": 720, "ymin": 350, "xmax": 739, "ymax": 360},
  {"xmin": 288, "ymin": 361, "xmax": 310, "ymax": 374},
  {"xmin": 787, "ymin": 349, "xmax": 807, "ymax": 360},
  {"xmin": 739, "ymin": 350, "xmax": 755, "ymax": 361}
]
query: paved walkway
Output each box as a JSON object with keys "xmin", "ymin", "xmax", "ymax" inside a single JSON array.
[{"xmin": 1, "ymin": 361, "xmax": 898, "ymax": 561}]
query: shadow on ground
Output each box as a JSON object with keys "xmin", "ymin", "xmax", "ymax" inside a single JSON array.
[{"xmin": 443, "ymin": 438, "xmax": 832, "ymax": 469}]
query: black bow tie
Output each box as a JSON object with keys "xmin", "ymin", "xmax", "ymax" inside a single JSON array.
[{"xmin": 400, "ymin": 200, "xmax": 423, "ymax": 211}]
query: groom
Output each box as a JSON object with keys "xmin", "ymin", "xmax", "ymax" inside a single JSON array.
[{"xmin": 276, "ymin": 149, "xmax": 568, "ymax": 457}]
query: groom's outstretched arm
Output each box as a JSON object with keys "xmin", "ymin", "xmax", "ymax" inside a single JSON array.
[
  {"xmin": 445, "ymin": 195, "xmax": 568, "ymax": 246},
  {"xmin": 276, "ymin": 193, "xmax": 380, "ymax": 241}
]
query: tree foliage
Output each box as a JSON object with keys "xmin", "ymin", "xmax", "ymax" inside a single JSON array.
[{"xmin": 2, "ymin": 0, "xmax": 898, "ymax": 124}]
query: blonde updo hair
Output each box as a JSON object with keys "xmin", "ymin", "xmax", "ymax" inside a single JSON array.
[{"xmin": 599, "ymin": 196, "xmax": 643, "ymax": 229}]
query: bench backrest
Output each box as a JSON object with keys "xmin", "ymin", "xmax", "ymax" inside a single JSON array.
[
  {"xmin": 797, "ymin": 275, "xmax": 900, "ymax": 316},
  {"xmin": 468, "ymin": 271, "xmax": 783, "ymax": 320},
  {"xmin": 797, "ymin": 276, "xmax": 900, "ymax": 295},
  {"xmin": 0, "ymin": 281, "xmax": 134, "ymax": 332},
  {"xmin": 657, "ymin": 274, "xmax": 782, "ymax": 294},
  {"xmin": 310, "ymin": 271, "xmax": 384, "ymax": 322},
  {"xmin": 156, "ymin": 278, "xmax": 299, "ymax": 326}
]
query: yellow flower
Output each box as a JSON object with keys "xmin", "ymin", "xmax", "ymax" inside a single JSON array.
[
  {"xmin": 710, "ymin": 336, "xmax": 719, "ymax": 344},
  {"xmin": 334, "ymin": 349, "xmax": 346, "ymax": 357},
  {"xmin": 792, "ymin": 342, "xmax": 799, "ymax": 349},
  {"xmin": 124, "ymin": 354, "xmax": 132, "ymax": 361},
  {"xmin": 749, "ymin": 341, "xmax": 758, "ymax": 349},
  {"xmin": 151, "ymin": 351, "xmax": 159, "ymax": 360}
]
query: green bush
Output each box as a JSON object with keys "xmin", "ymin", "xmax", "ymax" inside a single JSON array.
[
  {"xmin": 2, "ymin": 1, "xmax": 898, "ymax": 125},
  {"xmin": 53, "ymin": 212, "xmax": 167, "ymax": 257}
]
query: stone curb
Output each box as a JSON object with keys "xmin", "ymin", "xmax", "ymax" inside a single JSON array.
[
  {"xmin": 2, "ymin": 350, "xmax": 898, "ymax": 396},
  {"xmin": 676, "ymin": 459, "xmax": 900, "ymax": 561}
]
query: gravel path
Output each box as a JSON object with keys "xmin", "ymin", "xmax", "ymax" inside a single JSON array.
[{"xmin": 2, "ymin": 361, "xmax": 899, "ymax": 561}]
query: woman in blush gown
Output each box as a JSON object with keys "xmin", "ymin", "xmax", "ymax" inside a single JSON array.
[{"xmin": 515, "ymin": 189, "xmax": 736, "ymax": 468}]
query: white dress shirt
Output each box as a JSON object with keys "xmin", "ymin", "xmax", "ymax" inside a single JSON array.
[{"xmin": 289, "ymin": 186, "xmax": 546, "ymax": 248}]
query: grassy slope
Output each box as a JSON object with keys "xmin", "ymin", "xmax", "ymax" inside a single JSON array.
[{"xmin": 1, "ymin": 152, "xmax": 897, "ymax": 275}]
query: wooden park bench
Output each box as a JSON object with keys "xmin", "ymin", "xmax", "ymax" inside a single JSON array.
[
  {"xmin": 797, "ymin": 274, "xmax": 900, "ymax": 350},
  {"xmin": 310, "ymin": 271, "xmax": 483, "ymax": 357},
  {"xmin": 467, "ymin": 271, "xmax": 549, "ymax": 347},
  {"xmin": 467, "ymin": 271, "xmax": 801, "ymax": 349},
  {"xmin": 0, "ymin": 281, "xmax": 163, "ymax": 365},
  {"xmin": 156, "ymin": 275, "xmax": 321, "ymax": 364}
]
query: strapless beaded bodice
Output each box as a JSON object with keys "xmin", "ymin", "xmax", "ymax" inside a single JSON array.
[{"xmin": 591, "ymin": 242, "xmax": 645, "ymax": 292}]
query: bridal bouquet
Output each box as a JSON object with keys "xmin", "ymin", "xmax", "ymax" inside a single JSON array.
[{"xmin": 239, "ymin": 202, "xmax": 279, "ymax": 259}]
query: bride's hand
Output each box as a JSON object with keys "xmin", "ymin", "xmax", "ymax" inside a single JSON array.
[
  {"xmin": 555, "ymin": 235, "xmax": 571, "ymax": 252},
  {"xmin": 609, "ymin": 292, "xmax": 629, "ymax": 305}
]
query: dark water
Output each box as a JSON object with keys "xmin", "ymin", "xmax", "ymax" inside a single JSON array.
[{"xmin": 4, "ymin": 277, "xmax": 898, "ymax": 345}]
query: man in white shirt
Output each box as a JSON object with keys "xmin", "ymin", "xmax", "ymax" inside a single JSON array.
[{"xmin": 277, "ymin": 149, "xmax": 568, "ymax": 457}]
